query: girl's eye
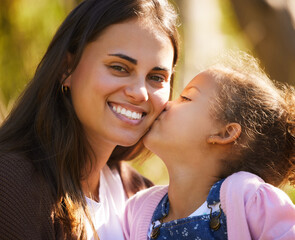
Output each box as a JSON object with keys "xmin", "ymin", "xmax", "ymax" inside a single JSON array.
[
  {"xmin": 148, "ymin": 74, "xmax": 166, "ymax": 83},
  {"xmin": 180, "ymin": 95, "xmax": 191, "ymax": 101}
]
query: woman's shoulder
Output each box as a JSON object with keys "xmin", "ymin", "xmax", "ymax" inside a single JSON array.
[
  {"xmin": 0, "ymin": 152, "xmax": 45, "ymax": 194},
  {"xmin": 0, "ymin": 152, "xmax": 54, "ymax": 205},
  {"xmin": 0, "ymin": 152, "xmax": 56, "ymax": 238},
  {"xmin": 0, "ymin": 152, "xmax": 52, "ymax": 203},
  {"xmin": 0, "ymin": 152, "xmax": 35, "ymax": 182}
]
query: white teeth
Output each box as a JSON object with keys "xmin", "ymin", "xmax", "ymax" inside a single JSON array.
[
  {"xmin": 132, "ymin": 112, "xmax": 137, "ymax": 119},
  {"xmin": 126, "ymin": 110, "xmax": 132, "ymax": 118},
  {"xmin": 112, "ymin": 105, "xmax": 143, "ymax": 120}
]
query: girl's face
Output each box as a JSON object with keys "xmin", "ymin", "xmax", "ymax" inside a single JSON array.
[
  {"xmin": 144, "ymin": 71, "xmax": 220, "ymax": 158},
  {"xmin": 65, "ymin": 19, "xmax": 174, "ymax": 148}
]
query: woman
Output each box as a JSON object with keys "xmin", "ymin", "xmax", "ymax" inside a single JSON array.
[{"xmin": 0, "ymin": 0, "xmax": 179, "ymax": 239}]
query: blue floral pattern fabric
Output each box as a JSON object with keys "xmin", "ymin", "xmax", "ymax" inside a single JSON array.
[{"xmin": 148, "ymin": 179, "xmax": 227, "ymax": 240}]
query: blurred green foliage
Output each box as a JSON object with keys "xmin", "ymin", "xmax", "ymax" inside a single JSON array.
[
  {"xmin": 0, "ymin": 0, "xmax": 75, "ymax": 106},
  {"xmin": 218, "ymin": 0, "xmax": 252, "ymax": 51}
]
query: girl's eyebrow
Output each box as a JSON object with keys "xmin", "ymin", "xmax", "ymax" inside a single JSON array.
[
  {"xmin": 192, "ymin": 86, "xmax": 201, "ymax": 93},
  {"xmin": 185, "ymin": 86, "xmax": 201, "ymax": 93},
  {"xmin": 108, "ymin": 53, "xmax": 137, "ymax": 65}
]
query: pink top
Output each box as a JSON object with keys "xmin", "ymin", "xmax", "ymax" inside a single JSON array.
[{"xmin": 122, "ymin": 171, "xmax": 295, "ymax": 240}]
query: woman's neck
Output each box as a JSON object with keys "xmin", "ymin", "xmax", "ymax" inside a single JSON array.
[
  {"xmin": 81, "ymin": 138, "xmax": 116, "ymax": 202},
  {"xmin": 81, "ymin": 160, "xmax": 106, "ymax": 202}
]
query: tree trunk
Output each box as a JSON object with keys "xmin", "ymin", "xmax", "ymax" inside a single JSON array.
[{"xmin": 229, "ymin": 0, "xmax": 295, "ymax": 85}]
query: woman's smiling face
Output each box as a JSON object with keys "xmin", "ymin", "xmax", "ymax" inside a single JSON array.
[{"xmin": 64, "ymin": 18, "xmax": 174, "ymax": 148}]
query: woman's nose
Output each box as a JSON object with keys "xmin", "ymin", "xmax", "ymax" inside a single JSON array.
[
  {"xmin": 124, "ymin": 80, "xmax": 149, "ymax": 102},
  {"xmin": 164, "ymin": 101, "xmax": 173, "ymax": 111}
]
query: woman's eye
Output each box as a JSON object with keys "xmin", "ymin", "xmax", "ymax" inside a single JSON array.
[
  {"xmin": 109, "ymin": 65, "xmax": 128, "ymax": 73},
  {"xmin": 180, "ymin": 95, "xmax": 191, "ymax": 101},
  {"xmin": 148, "ymin": 74, "xmax": 166, "ymax": 83}
]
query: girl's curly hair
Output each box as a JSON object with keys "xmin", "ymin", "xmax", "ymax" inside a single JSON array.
[{"xmin": 207, "ymin": 51, "xmax": 295, "ymax": 187}]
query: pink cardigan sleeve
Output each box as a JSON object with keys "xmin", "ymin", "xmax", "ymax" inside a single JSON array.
[{"xmin": 220, "ymin": 171, "xmax": 295, "ymax": 240}]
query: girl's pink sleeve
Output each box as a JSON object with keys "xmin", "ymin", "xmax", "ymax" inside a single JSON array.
[
  {"xmin": 221, "ymin": 171, "xmax": 295, "ymax": 240},
  {"xmin": 121, "ymin": 185, "xmax": 168, "ymax": 240}
]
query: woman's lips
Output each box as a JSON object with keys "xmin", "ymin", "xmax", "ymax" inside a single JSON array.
[{"xmin": 108, "ymin": 102, "xmax": 146, "ymax": 125}]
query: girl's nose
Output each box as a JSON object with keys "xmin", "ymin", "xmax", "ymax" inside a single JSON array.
[{"xmin": 125, "ymin": 80, "xmax": 149, "ymax": 102}]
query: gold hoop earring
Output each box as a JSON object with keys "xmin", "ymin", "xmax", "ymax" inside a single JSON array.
[
  {"xmin": 209, "ymin": 136, "xmax": 215, "ymax": 144},
  {"xmin": 61, "ymin": 85, "xmax": 68, "ymax": 94}
]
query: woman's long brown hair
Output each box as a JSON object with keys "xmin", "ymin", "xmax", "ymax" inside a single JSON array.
[{"xmin": 0, "ymin": 0, "xmax": 179, "ymax": 238}]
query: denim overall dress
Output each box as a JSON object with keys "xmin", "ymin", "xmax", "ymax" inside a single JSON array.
[{"xmin": 148, "ymin": 179, "xmax": 228, "ymax": 240}]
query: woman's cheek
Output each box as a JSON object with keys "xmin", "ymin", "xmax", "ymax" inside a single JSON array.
[{"xmin": 153, "ymin": 85, "xmax": 171, "ymax": 111}]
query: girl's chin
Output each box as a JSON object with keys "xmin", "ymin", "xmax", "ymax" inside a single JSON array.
[
  {"xmin": 142, "ymin": 134, "xmax": 150, "ymax": 147},
  {"xmin": 142, "ymin": 133, "xmax": 156, "ymax": 151}
]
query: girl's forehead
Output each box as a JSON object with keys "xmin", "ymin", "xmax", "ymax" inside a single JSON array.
[{"xmin": 185, "ymin": 71, "xmax": 217, "ymax": 92}]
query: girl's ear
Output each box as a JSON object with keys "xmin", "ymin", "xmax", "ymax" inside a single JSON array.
[{"xmin": 207, "ymin": 123, "xmax": 241, "ymax": 145}]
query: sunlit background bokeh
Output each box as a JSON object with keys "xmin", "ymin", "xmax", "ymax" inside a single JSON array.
[{"xmin": 1, "ymin": 0, "xmax": 295, "ymax": 201}]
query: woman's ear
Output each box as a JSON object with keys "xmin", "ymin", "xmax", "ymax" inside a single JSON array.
[
  {"xmin": 62, "ymin": 73, "xmax": 71, "ymax": 88},
  {"xmin": 61, "ymin": 53, "xmax": 73, "ymax": 87},
  {"xmin": 207, "ymin": 123, "xmax": 241, "ymax": 145}
]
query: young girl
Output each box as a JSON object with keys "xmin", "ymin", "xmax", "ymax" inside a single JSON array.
[
  {"xmin": 0, "ymin": 0, "xmax": 179, "ymax": 239},
  {"xmin": 123, "ymin": 52, "xmax": 295, "ymax": 240}
]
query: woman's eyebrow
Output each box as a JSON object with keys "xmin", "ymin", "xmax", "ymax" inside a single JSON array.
[
  {"xmin": 108, "ymin": 54, "xmax": 170, "ymax": 72},
  {"xmin": 152, "ymin": 66, "xmax": 170, "ymax": 72},
  {"xmin": 108, "ymin": 53, "xmax": 137, "ymax": 65}
]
